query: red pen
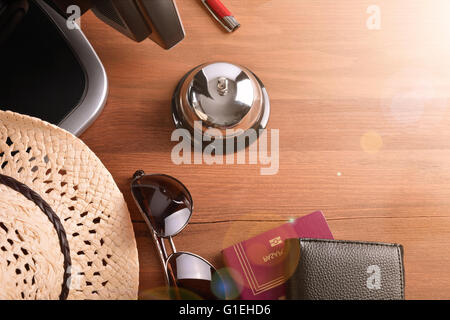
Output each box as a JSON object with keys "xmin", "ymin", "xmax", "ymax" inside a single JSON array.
[{"xmin": 201, "ymin": 0, "xmax": 240, "ymax": 32}]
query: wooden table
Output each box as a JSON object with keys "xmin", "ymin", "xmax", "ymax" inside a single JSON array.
[{"xmin": 80, "ymin": 0, "xmax": 450, "ymax": 299}]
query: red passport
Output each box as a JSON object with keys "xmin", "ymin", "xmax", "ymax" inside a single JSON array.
[{"xmin": 221, "ymin": 211, "xmax": 333, "ymax": 300}]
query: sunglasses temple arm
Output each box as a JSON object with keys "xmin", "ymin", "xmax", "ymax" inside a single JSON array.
[
  {"xmin": 150, "ymin": 229, "xmax": 171, "ymax": 283},
  {"xmin": 159, "ymin": 234, "xmax": 169, "ymax": 259},
  {"xmin": 169, "ymin": 236, "xmax": 177, "ymax": 253}
]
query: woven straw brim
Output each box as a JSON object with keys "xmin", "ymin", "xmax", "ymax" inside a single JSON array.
[{"xmin": 0, "ymin": 111, "xmax": 139, "ymax": 300}]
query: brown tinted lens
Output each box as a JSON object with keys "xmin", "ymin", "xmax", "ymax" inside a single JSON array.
[
  {"xmin": 166, "ymin": 252, "xmax": 222, "ymax": 300},
  {"xmin": 131, "ymin": 174, "xmax": 192, "ymax": 237}
]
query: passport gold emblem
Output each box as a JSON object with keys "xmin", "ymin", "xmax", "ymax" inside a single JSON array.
[{"xmin": 269, "ymin": 236, "xmax": 282, "ymax": 247}]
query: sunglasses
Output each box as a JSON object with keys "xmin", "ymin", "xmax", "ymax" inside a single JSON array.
[{"xmin": 131, "ymin": 170, "xmax": 225, "ymax": 299}]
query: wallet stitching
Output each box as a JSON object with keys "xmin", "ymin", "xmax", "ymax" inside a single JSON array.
[
  {"xmin": 397, "ymin": 245, "xmax": 405, "ymax": 299},
  {"xmin": 301, "ymin": 239, "xmax": 405, "ymax": 299},
  {"xmin": 300, "ymin": 239, "xmax": 401, "ymax": 248}
]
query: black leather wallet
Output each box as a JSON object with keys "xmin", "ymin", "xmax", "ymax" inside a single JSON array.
[{"xmin": 285, "ymin": 239, "xmax": 405, "ymax": 300}]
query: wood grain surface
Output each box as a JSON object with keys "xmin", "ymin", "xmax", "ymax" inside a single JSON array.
[{"xmin": 79, "ymin": 0, "xmax": 450, "ymax": 299}]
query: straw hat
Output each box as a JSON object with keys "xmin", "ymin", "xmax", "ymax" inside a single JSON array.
[{"xmin": 0, "ymin": 111, "xmax": 139, "ymax": 300}]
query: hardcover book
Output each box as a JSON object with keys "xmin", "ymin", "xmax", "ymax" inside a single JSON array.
[{"xmin": 221, "ymin": 211, "xmax": 333, "ymax": 300}]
